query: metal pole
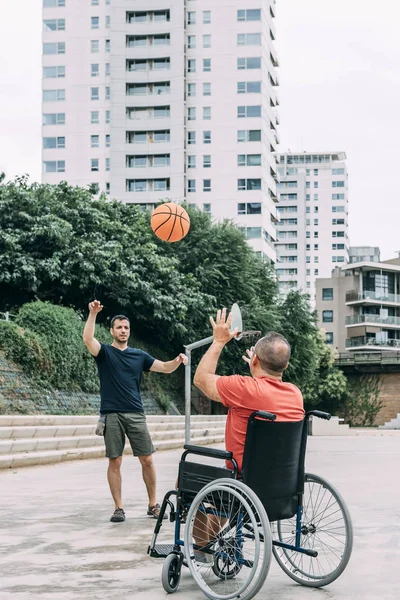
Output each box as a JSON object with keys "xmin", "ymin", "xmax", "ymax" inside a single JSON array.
[{"xmin": 184, "ymin": 349, "xmax": 191, "ymax": 444}]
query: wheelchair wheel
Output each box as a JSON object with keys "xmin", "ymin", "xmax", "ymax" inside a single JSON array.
[
  {"xmin": 273, "ymin": 473, "xmax": 353, "ymax": 587},
  {"xmin": 161, "ymin": 553, "xmax": 181, "ymax": 594},
  {"xmin": 184, "ymin": 479, "xmax": 272, "ymax": 600}
]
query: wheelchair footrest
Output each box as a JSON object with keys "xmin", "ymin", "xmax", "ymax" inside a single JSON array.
[{"xmin": 149, "ymin": 544, "xmax": 175, "ymax": 558}]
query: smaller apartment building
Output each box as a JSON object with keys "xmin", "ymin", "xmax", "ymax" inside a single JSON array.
[{"xmin": 316, "ymin": 254, "xmax": 400, "ymax": 352}]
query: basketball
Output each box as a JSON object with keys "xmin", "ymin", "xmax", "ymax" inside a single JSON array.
[{"xmin": 151, "ymin": 202, "xmax": 190, "ymax": 243}]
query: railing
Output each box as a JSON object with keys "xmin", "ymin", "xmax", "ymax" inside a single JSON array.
[
  {"xmin": 345, "ymin": 337, "xmax": 400, "ymax": 348},
  {"xmin": 346, "ymin": 315, "xmax": 400, "ymax": 326},
  {"xmin": 346, "ymin": 290, "xmax": 400, "ymax": 304},
  {"xmin": 0, "ymin": 312, "xmax": 16, "ymax": 321}
]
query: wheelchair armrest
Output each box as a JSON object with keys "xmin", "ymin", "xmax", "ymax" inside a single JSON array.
[
  {"xmin": 183, "ymin": 444, "xmax": 233, "ymax": 461},
  {"xmin": 306, "ymin": 410, "xmax": 331, "ymax": 421}
]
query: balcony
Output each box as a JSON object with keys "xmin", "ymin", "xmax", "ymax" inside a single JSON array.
[
  {"xmin": 346, "ymin": 290, "xmax": 400, "ymax": 305},
  {"xmin": 345, "ymin": 337, "xmax": 400, "ymax": 350},
  {"xmin": 346, "ymin": 314, "xmax": 400, "ymax": 328}
]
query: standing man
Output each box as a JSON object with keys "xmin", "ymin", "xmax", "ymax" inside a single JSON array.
[{"xmin": 83, "ymin": 299, "xmax": 188, "ymax": 523}]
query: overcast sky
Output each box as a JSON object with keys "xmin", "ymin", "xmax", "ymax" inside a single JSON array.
[{"xmin": 1, "ymin": 0, "xmax": 399, "ymax": 259}]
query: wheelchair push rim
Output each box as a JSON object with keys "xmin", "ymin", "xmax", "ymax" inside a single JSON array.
[
  {"xmin": 272, "ymin": 472, "xmax": 353, "ymax": 587},
  {"xmin": 184, "ymin": 479, "xmax": 272, "ymax": 600}
]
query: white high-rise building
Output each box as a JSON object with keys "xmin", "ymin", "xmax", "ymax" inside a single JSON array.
[
  {"xmin": 42, "ymin": 0, "xmax": 280, "ymax": 262},
  {"xmin": 275, "ymin": 152, "xmax": 349, "ymax": 301}
]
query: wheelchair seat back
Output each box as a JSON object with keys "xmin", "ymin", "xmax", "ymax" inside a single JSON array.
[
  {"xmin": 178, "ymin": 460, "xmax": 235, "ymax": 500},
  {"xmin": 241, "ymin": 414, "xmax": 307, "ymax": 522}
]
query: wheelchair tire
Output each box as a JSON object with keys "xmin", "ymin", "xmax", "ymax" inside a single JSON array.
[
  {"xmin": 272, "ymin": 472, "xmax": 353, "ymax": 587},
  {"xmin": 161, "ymin": 553, "xmax": 181, "ymax": 594},
  {"xmin": 184, "ymin": 479, "xmax": 272, "ymax": 600}
]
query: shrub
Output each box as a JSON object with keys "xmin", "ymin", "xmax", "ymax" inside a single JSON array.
[{"xmin": 0, "ymin": 321, "xmax": 52, "ymax": 381}]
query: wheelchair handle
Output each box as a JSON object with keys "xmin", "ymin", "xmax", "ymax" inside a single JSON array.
[
  {"xmin": 183, "ymin": 444, "xmax": 233, "ymax": 461},
  {"xmin": 306, "ymin": 410, "xmax": 331, "ymax": 421},
  {"xmin": 250, "ymin": 411, "xmax": 277, "ymax": 421}
]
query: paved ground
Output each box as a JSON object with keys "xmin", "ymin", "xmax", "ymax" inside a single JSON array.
[{"xmin": 1, "ymin": 435, "xmax": 399, "ymax": 600}]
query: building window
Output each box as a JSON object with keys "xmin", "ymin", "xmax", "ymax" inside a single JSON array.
[
  {"xmin": 43, "ymin": 112, "xmax": 65, "ymax": 125},
  {"xmin": 203, "ymin": 155, "xmax": 211, "ymax": 168},
  {"xmin": 314, "ymin": 269, "xmax": 319, "ymax": 275},
  {"xmin": 91, "ymin": 135, "xmax": 99, "ymax": 148},
  {"xmin": 314, "ymin": 169, "xmax": 318, "ymax": 176},
  {"xmin": 203, "ymin": 130, "xmax": 211, "ymax": 144},
  {"xmin": 322, "ymin": 288, "xmax": 333, "ymax": 301},
  {"xmin": 105, "ymin": 63, "xmax": 110, "ymax": 76},
  {"xmin": 91, "ymin": 16, "xmax": 99, "ymax": 29},
  {"xmin": 203, "ymin": 34, "xmax": 211, "ymax": 48},
  {"xmin": 325, "ymin": 332, "xmax": 334, "ymax": 344},
  {"xmin": 203, "ymin": 58, "xmax": 211, "ymax": 72},
  {"xmin": 43, "ymin": 160, "xmax": 65, "ymax": 172},
  {"xmin": 237, "ymin": 81, "xmax": 261, "ymax": 94},
  {"xmin": 237, "ymin": 9, "xmax": 261, "ymax": 21},
  {"xmin": 43, "ymin": 0, "xmax": 66, "ymax": 6},
  {"xmin": 91, "ymin": 111, "xmax": 99, "ymax": 124},
  {"xmin": 106, "ymin": 15, "xmax": 110, "ymax": 28},
  {"xmin": 43, "ymin": 136, "xmax": 65, "ymax": 149},
  {"xmin": 188, "ymin": 59, "xmax": 196, "ymax": 73},
  {"xmin": 105, "ymin": 86, "xmax": 110, "ymax": 100},
  {"xmin": 188, "ymin": 179, "xmax": 196, "ymax": 192},
  {"xmin": 188, "ymin": 131, "xmax": 196, "ymax": 145},
  {"xmin": 314, "ymin": 232, "xmax": 319, "ymax": 238},
  {"xmin": 43, "ymin": 18, "xmax": 66, "ymax": 31},
  {"xmin": 187, "ymin": 35, "xmax": 196, "ymax": 49},
  {"xmin": 237, "ymin": 33, "xmax": 261, "ymax": 45},
  {"xmin": 91, "ymin": 0, "xmax": 99, "ymax": 5},
  {"xmin": 237, "ymin": 154, "xmax": 261, "ymax": 166},
  {"xmin": 43, "ymin": 66, "xmax": 65, "ymax": 78},
  {"xmin": 306, "ymin": 181, "xmax": 310, "ymax": 188},
  {"xmin": 105, "ymin": 134, "xmax": 110, "ymax": 147},
  {"xmin": 105, "ymin": 158, "xmax": 110, "ymax": 171},
  {"xmin": 333, "ymin": 193, "xmax": 345, "ymax": 200},
  {"xmin": 105, "ymin": 181, "xmax": 110, "ymax": 194},
  {"xmin": 332, "ymin": 206, "xmax": 345, "ymax": 212},
  {"xmin": 237, "ymin": 178, "xmax": 261, "ymax": 191},
  {"xmin": 237, "ymin": 105, "xmax": 261, "ymax": 118},
  {"xmin": 332, "ymin": 168, "xmax": 345, "ymax": 175},
  {"xmin": 187, "ymin": 107, "xmax": 196, "ymax": 120},
  {"xmin": 43, "ymin": 89, "xmax": 65, "ymax": 101},
  {"xmin": 187, "ymin": 156, "xmax": 196, "ymax": 169},
  {"xmin": 237, "ymin": 57, "xmax": 261, "ymax": 70},
  {"xmin": 203, "ymin": 82, "xmax": 211, "ymax": 96},
  {"xmin": 203, "ymin": 107, "xmax": 211, "ymax": 120},
  {"xmin": 105, "ymin": 110, "xmax": 110, "ymax": 123},
  {"xmin": 91, "ymin": 87, "xmax": 99, "ymax": 100},
  {"xmin": 203, "ymin": 203, "xmax": 211, "ymax": 213},
  {"xmin": 314, "ymin": 219, "xmax": 319, "ymax": 226},
  {"xmin": 91, "ymin": 40, "xmax": 99, "ymax": 53},
  {"xmin": 91, "ymin": 63, "xmax": 99, "ymax": 77},
  {"xmin": 237, "ymin": 202, "xmax": 261, "ymax": 215},
  {"xmin": 203, "ymin": 179, "xmax": 211, "ymax": 192},
  {"xmin": 188, "ymin": 83, "xmax": 196, "ymax": 97},
  {"xmin": 91, "ymin": 158, "xmax": 99, "ymax": 172},
  {"xmin": 322, "ymin": 310, "xmax": 333, "ymax": 322},
  {"xmin": 306, "ymin": 206, "xmax": 310, "ymax": 214},
  {"xmin": 314, "ymin": 181, "xmax": 318, "ymax": 188},
  {"xmin": 43, "ymin": 42, "xmax": 66, "ymax": 54},
  {"xmin": 332, "ymin": 181, "xmax": 345, "ymax": 188},
  {"xmin": 203, "ymin": 10, "xmax": 211, "ymax": 23},
  {"xmin": 105, "ymin": 39, "xmax": 110, "ymax": 52},
  {"xmin": 237, "ymin": 129, "xmax": 261, "ymax": 142},
  {"xmin": 187, "ymin": 11, "xmax": 196, "ymax": 24}
]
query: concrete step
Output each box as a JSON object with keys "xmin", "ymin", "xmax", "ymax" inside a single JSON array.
[
  {"xmin": 0, "ymin": 414, "xmax": 226, "ymax": 427},
  {"xmin": 0, "ymin": 434, "xmax": 225, "ymax": 470},
  {"xmin": 379, "ymin": 413, "xmax": 400, "ymax": 429},
  {"xmin": 0, "ymin": 426, "xmax": 226, "ymax": 455}
]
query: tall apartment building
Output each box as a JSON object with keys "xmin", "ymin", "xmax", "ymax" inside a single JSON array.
[
  {"xmin": 42, "ymin": 0, "xmax": 280, "ymax": 262},
  {"xmin": 275, "ymin": 152, "xmax": 349, "ymax": 300}
]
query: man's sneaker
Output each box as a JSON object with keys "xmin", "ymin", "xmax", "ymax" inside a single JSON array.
[
  {"xmin": 147, "ymin": 503, "xmax": 167, "ymax": 520},
  {"xmin": 110, "ymin": 507, "xmax": 125, "ymax": 522},
  {"xmin": 194, "ymin": 549, "xmax": 214, "ymax": 565}
]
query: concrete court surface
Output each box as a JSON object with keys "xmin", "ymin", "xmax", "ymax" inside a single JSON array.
[{"xmin": 0, "ymin": 435, "xmax": 399, "ymax": 600}]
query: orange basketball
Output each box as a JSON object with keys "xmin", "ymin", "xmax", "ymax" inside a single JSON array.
[{"xmin": 151, "ymin": 202, "xmax": 190, "ymax": 243}]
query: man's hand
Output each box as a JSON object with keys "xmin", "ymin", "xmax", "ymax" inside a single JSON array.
[
  {"xmin": 210, "ymin": 308, "xmax": 239, "ymax": 346},
  {"xmin": 88, "ymin": 300, "xmax": 104, "ymax": 315},
  {"xmin": 175, "ymin": 353, "xmax": 189, "ymax": 366},
  {"xmin": 242, "ymin": 346, "xmax": 255, "ymax": 366}
]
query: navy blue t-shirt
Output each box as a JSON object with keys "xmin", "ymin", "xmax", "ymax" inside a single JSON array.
[{"xmin": 94, "ymin": 344, "xmax": 155, "ymax": 413}]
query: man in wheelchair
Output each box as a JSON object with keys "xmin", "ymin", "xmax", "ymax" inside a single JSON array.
[{"xmin": 148, "ymin": 309, "xmax": 353, "ymax": 599}]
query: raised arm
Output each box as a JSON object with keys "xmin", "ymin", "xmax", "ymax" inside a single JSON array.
[
  {"xmin": 150, "ymin": 353, "xmax": 188, "ymax": 373},
  {"xmin": 82, "ymin": 300, "xmax": 103, "ymax": 357}
]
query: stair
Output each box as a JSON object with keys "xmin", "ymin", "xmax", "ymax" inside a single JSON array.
[
  {"xmin": 0, "ymin": 414, "xmax": 226, "ymax": 469},
  {"xmin": 379, "ymin": 413, "xmax": 400, "ymax": 430}
]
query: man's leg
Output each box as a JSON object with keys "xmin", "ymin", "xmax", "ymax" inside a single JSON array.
[
  {"xmin": 138, "ymin": 454, "xmax": 156, "ymax": 507},
  {"xmin": 107, "ymin": 456, "xmax": 123, "ymax": 509}
]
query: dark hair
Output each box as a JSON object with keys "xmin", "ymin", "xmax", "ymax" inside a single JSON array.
[
  {"xmin": 254, "ymin": 332, "xmax": 291, "ymax": 374},
  {"xmin": 110, "ymin": 315, "xmax": 130, "ymax": 328}
]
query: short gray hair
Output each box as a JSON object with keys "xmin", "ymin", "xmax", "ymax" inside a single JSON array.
[{"xmin": 254, "ymin": 332, "xmax": 291, "ymax": 373}]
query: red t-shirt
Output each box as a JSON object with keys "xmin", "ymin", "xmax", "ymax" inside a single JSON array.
[{"xmin": 216, "ymin": 374, "xmax": 304, "ymax": 473}]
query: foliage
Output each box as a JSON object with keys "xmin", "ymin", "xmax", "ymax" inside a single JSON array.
[
  {"xmin": 340, "ymin": 374, "xmax": 383, "ymax": 427},
  {"xmin": 0, "ymin": 321, "xmax": 52, "ymax": 382}
]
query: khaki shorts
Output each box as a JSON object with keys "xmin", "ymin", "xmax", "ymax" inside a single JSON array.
[{"xmin": 104, "ymin": 412, "xmax": 154, "ymax": 458}]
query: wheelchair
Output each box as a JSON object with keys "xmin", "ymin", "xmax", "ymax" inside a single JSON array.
[{"xmin": 148, "ymin": 410, "xmax": 353, "ymax": 600}]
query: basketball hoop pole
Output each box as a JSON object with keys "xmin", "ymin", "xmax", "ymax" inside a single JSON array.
[{"xmin": 183, "ymin": 303, "xmax": 243, "ymax": 444}]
